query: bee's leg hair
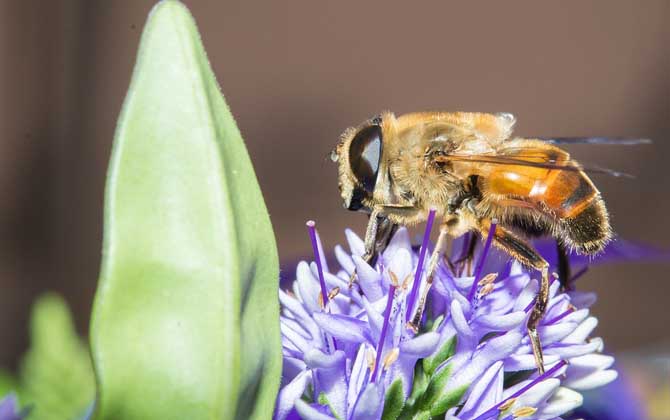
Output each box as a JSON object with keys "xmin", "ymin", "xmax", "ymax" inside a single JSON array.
[{"xmin": 480, "ymin": 220, "xmax": 550, "ymax": 374}]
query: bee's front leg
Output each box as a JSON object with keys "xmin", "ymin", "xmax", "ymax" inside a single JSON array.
[
  {"xmin": 348, "ymin": 208, "xmax": 405, "ymax": 287},
  {"xmin": 348, "ymin": 209, "xmax": 383, "ymax": 287},
  {"xmin": 477, "ymin": 219, "xmax": 550, "ymax": 374}
]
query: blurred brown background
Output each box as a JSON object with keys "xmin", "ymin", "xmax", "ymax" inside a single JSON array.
[{"xmin": 1, "ymin": 1, "xmax": 668, "ymax": 369}]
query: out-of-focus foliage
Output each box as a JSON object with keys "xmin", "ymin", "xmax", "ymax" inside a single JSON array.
[{"xmin": 3, "ymin": 294, "xmax": 94, "ymax": 420}]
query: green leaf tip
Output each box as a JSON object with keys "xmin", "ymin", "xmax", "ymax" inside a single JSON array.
[
  {"xmin": 20, "ymin": 293, "xmax": 95, "ymax": 420},
  {"xmin": 90, "ymin": 1, "xmax": 281, "ymax": 419}
]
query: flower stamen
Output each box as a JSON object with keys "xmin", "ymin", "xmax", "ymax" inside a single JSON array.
[
  {"xmin": 467, "ymin": 219, "xmax": 498, "ymax": 301},
  {"xmin": 307, "ymin": 220, "xmax": 329, "ymax": 309},
  {"xmin": 406, "ymin": 209, "xmax": 436, "ymax": 323},
  {"xmin": 498, "ymin": 397, "xmax": 517, "ymax": 411},
  {"xmin": 382, "ymin": 348, "xmax": 400, "ymax": 371},
  {"xmin": 371, "ymin": 283, "xmax": 397, "ymax": 383},
  {"xmin": 472, "ymin": 360, "xmax": 567, "ymax": 420},
  {"xmin": 512, "ymin": 406, "xmax": 537, "ymax": 417},
  {"xmin": 328, "ymin": 287, "xmax": 340, "ymax": 301}
]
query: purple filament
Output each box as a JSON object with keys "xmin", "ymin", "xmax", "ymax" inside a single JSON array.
[
  {"xmin": 406, "ymin": 209, "xmax": 436, "ymax": 323},
  {"xmin": 467, "ymin": 221, "xmax": 497, "ymax": 301},
  {"xmin": 524, "ymin": 275, "xmax": 558, "ymax": 313},
  {"xmin": 471, "ymin": 360, "xmax": 567, "ymax": 420},
  {"xmin": 371, "ymin": 284, "xmax": 396, "ymax": 383},
  {"xmin": 456, "ymin": 232, "xmax": 473, "ymax": 275},
  {"xmin": 570, "ymin": 266, "xmax": 588, "ymax": 283},
  {"xmin": 546, "ymin": 307, "xmax": 575, "ymax": 325},
  {"xmin": 306, "ymin": 220, "xmax": 329, "ymax": 309}
]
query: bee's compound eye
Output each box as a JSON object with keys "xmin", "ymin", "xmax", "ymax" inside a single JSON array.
[{"xmin": 348, "ymin": 125, "xmax": 382, "ymax": 193}]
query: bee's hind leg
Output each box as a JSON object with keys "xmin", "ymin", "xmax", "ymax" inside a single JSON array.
[
  {"xmin": 556, "ymin": 241, "xmax": 572, "ymax": 291},
  {"xmin": 480, "ymin": 221, "xmax": 550, "ymax": 374}
]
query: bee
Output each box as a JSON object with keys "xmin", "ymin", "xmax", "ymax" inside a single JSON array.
[{"xmin": 331, "ymin": 111, "xmax": 644, "ymax": 373}]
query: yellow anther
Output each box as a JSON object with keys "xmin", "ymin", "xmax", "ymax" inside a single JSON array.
[
  {"xmin": 328, "ymin": 287, "xmax": 340, "ymax": 300},
  {"xmin": 389, "ymin": 270, "xmax": 400, "ymax": 287},
  {"xmin": 382, "ymin": 348, "xmax": 400, "ymax": 370},
  {"xmin": 317, "ymin": 293, "xmax": 325, "ymax": 309},
  {"xmin": 498, "ymin": 397, "xmax": 517, "ymax": 411},
  {"xmin": 479, "ymin": 283, "xmax": 494, "ymax": 296},
  {"xmin": 402, "ymin": 274, "xmax": 413, "ymax": 290},
  {"xmin": 366, "ymin": 349, "xmax": 376, "ymax": 372},
  {"xmin": 478, "ymin": 272, "xmax": 498, "ymax": 285},
  {"xmin": 512, "ymin": 406, "xmax": 537, "ymax": 417}
]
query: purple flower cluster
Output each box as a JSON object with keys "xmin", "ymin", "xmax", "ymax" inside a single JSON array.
[
  {"xmin": 0, "ymin": 395, "xmax": 22, "ymax": 420},
  {"xmin": 276, "ymin": 220, "xmax": 617, "ymax": 420}
]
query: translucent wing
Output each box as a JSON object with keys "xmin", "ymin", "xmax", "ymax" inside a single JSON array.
[
  {"xmin": 440, "ymin": 153, "xmax": 634, "ymax": 178},
  {"xmin": 537, "ymin": 136, "xmax": 652, "ymax": 146}
]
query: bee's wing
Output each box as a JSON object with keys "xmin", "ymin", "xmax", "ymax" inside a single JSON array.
[
  {"xmin": 537, "ymin": 136, "xmax": 652, "ymax": 146},
  {"xmin": 442, "ymin": 153, "xmax": 634, "ymax": 178}
]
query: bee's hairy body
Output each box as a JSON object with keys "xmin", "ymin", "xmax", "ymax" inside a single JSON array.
[
  {"xmin": 333, "ymin": 110, "xmax": 614, "ymax": 374},
  {"xmin": 337, "ymin": 111, "xmax": 611, "ymax": 256}
]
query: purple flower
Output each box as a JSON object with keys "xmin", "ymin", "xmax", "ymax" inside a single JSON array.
[
  {"xmin": 0, "ymin": 394, "xmax": 23, "ymax": 420},
  {"xmin": 276, "ymin": 219, "xmax": 617, "ymax": 420}
]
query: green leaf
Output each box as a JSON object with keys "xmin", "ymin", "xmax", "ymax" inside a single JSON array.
[
  {"xmin": 422, "ymin": 336, "xmax": 456, "ymax": 376},
  {"xmin": 381, "ymin": 379, "xmax": 405, "ymax": 420},
  {"xmin": 415, "ymin": 362, "xmax": 467, "ymax": 417},
  {"xmin": 19, "ymin": 293, "xmax": 95, "ymax": 420},
  {"xmin": 89, "ymin": 1, "xmax": 281, "ymax": 419},
  {"xmin": 406, "ymin": 363, "xmax": 428, "ymax": 408}
]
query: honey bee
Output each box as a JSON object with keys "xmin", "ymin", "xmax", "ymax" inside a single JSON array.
[{"xmin": 331, "ymin": 111, "xmax": 641, "ymax": 373}]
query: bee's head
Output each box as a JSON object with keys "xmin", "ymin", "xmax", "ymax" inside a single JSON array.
[{"xmin": 331, "ymin": 115, "xmax": 384, "ymax": 212}]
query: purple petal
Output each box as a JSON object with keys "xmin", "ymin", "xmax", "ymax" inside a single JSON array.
[
  {"xmin": 451, "ymin": 300, "xmax": 477, "ymax": 351},
  {"xmin": 562, "ymin": 317, "xmax": 598, "ymax": 344},
  {"xmin": 503, "ymin": 353, "xmax": 560, "ymax": 372},
  {"xmin": 545, "ymin": 340, "xmax": 602, "ymax": 359},
  {"xmin": 535, "ymin": 322, "xmax": 579, "ymax": 345},
  {"xmin": 276, "ymin": 370, "xmax": 313, "ymax": 420},
  {"xmin": 305, "ymin": 350, "xmax": 348, "ymax": 417},
  {"xmin": 515, "ymin": 377, "xmax": 560, "ymax": 408},
  {"xmin": 448, "ymin": 332, "xmax": 523, "ymax": 393},
  {"xmin": 347, "ymin": 345, "xmax": 371, "ymax": 411},
  {"xmin": 474, "ymin": 311, "xmax": 526, "ymax": 330},
  {"xmin": 334, "ymin": 245, "xmax": 355, "ymax": 274},
  {"xmin": 459, "ymin": 361, "xmax": 504, "ymax": 419},
  {"xmin": 350, "ymin": 383, "xmax": 383, "ymax": 420},
  {"xmin": 0, "ymin": 395, "xmax": 21, "ymax": 420},
  {"xmin": 353, "ymin": 256, "xmax": 384, "ymax": 302},
  {"xmin": 568, "ymin": 291, "xmax": 597, "ymax": 309},
  {"xmin": 563, "ymin": 369, "xmax": 618, "ymax": 390},
  {"xmin": 313, "ymin": 312, "xmax": 372, "ymax": 344},
  {"xmin": 345, "ymin": 229, "xmax": 365, "ymax": 256},
  {"xmin": 535, "ymin": 387, "xmax": 583, "ymax": 418},
  {"xmin": 294, "ymin": 400, "xmax": 338, "ymax": 420},
  {"xmin": 297, "ymin": 261, "xmax": 321, "ymax": 313},
  {"xmin": 382, "ymin": 227, "xmax": 412, "ymax": 262},
  {"xmin": 386, "ymin": 249, "xmax": 413, "ymax": 286},
  {"xmin": 399, "ymin": 332, "xmax": 440, "ymax": 357}
]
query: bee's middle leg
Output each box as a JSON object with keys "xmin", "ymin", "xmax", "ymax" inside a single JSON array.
[
  {"xmin": 407, "ymin": 221, "xmax": 451, "ymax": 332},
  {"xmin": 479, "ymin": 220, "xmax": 550, "ymax": 374}
]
